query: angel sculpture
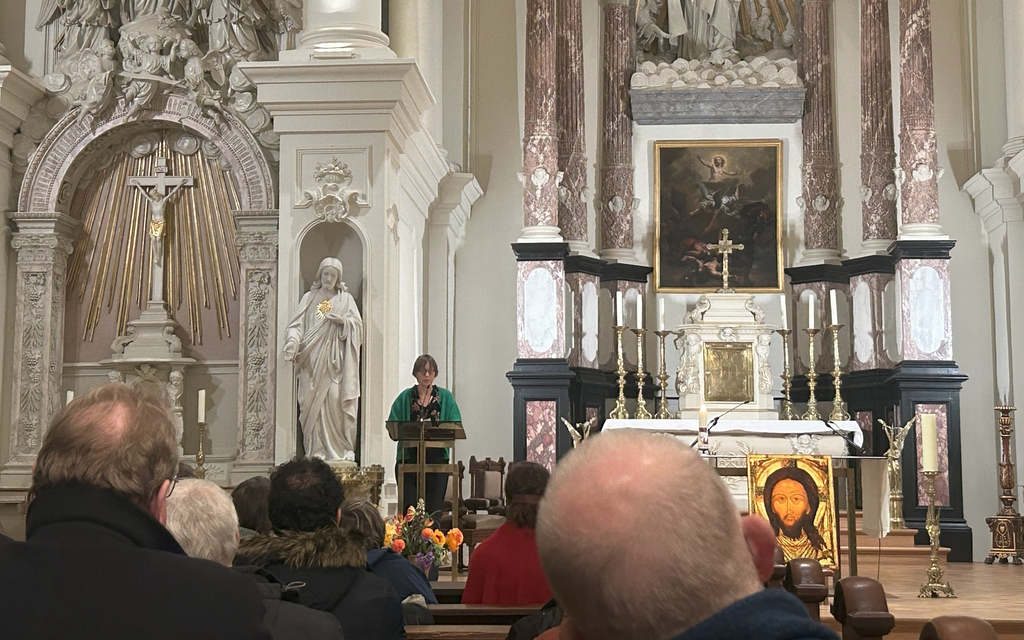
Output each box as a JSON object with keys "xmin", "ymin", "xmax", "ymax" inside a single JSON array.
[
  {"xmin": 36, "ymin": 0, "xmax": 119, "ymax": 66},
  {"xmin": 561, "ymin": 417, "xmax": 595, "ymax": 449},
  {"xmin": 75, "ymin": 38, "xmax": 119, "ymax": 124}
]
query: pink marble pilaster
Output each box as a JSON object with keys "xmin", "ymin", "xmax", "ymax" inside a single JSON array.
[
  {"xmin": 915, "ymin": 403, "xmax": 950, "ymax": 506},
  {"xmin": 849, "ymin": 272, "xmax": 895, "ymax": 370},
  {"xmin": 517, "ymin": 260, "xmax": 566, "ymax": 359},
  {"xmin": 800, "ymin": 0, "xmax": 840, "ymax": 257},
  {"xmin": 526, "ymin": 400, "xmax": 558, "ymax": 470},
  {"xmin": 894, "ymin": 258, "xmax": 952, "ymax": 360},
  {"xmin": 557, "ymin": 0, "xmax": 588, "ymax": 247},
  {"xmin": 566, "ymin": 272, "xmax": 600, "ymax": 368},
  {"xmin": 522, "ymin": 0, "xmax": 560, "ymax": 231},
  {"xmin": 860, "ymin": 0, "xmax": 899, "ymax": 247},
  {"xmin": 599, "ymin": 0, "xmax": 635, "ymax": 254},
  {"xmin": 898, "ymin": 0, "xmax": 941, "ymax": 229}
]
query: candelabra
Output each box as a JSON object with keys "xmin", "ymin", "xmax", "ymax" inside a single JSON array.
[
  {"xmin": 802, "ymin": 328, "xmax": 821, "ymax": 420},
  {"xmin": 654, "ymin": 330, "xmax": 673, "ymax": 419},
  {"xmin": 827, "ymin": 323, "xmax": 850, "ymax": 421},
  {"xmin": 195, "ymin": 420, "xmax": 207, "ymax": 480},
  {"xmin": 775, "ymin": 329, "xmax": 796, "ymax": 420},
  {"xmin": 609, "ymin": 326, "xmax": 629, "ymax": 419},
  {"xmin": 985, "ymin": 405, "xmax": 1024, "ymax": 564},
  {"xmin": 632, "ymin": 327, "xmax": 652, "ymax": 419},
  {"xmin": 919, "ymin": 470, "xmax": 956, "ymax": 597}
]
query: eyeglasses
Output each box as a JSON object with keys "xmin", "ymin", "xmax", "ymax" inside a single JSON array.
[{"xmin": 165, "ymin": 474, "xmax": 179, "ymax": 498}]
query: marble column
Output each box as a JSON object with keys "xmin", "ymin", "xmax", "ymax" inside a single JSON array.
[
  {"xmin": 860, "ymin": 0, "xmax": 898, "ymax": 254},
  {"xmin": 289, "ymin": 0, "xmax": 394, "ymax": 59},
  {"xmin": 519, "ymin": 0, "xmax": 562, "ymax": 242},
  {"xmin": 598, "ymin": 0, "xmax": 636, "ymax": 263},
  {"xmin": 557, "ymin": 0, "xmax": 589, "ymax": 255},
  {"xmin": 232, "ymin": 210, "xmax": 279, "ymax": 480},
  {"xmin": 1003, "ymin": 0, "xmax": 1024, "ymax": 156},
  {"xmin": 897, "ymin": 0, "xmax": 943, "ymax": 239},
  {"xmin": 799, "ymin": 0, "xmax": 841, "ymax": 265},
  {"xmin": 5, "ymin": 213, "xmax": 79, "ymax": 474}
]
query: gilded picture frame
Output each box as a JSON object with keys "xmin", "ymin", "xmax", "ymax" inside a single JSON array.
[
  {"xmin": 654, "ymin": 140, "xmax": 784, "ymax": 293},
  {"xmin": 747, "ymin": 454, "xmax": 839, "ymax": 569}
]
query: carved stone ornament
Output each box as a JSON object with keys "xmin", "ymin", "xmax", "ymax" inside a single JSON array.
[
  {"xmin": 756, "ymin": 332, "xmax": 774, "ymax": 394},
  {"xmin": 236, "ymin": 231, "xmax": 279, "ymax": 263},
  {"xmin": 241, "ymin": 269, "xmax": 274, "ymax": 458},
  {"xmin": 295, "ymin": 158, "xmax": 367, "ymax": 223}
]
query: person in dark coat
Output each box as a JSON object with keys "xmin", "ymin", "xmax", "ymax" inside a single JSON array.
[
  {"xmin": 165, "ymin": 477, "xmax": 345, "ymax": 640},
  {"xmin": 0, "ymin": 531, "xmax": 13, "ymax": 547},
  {"xmin": 0, "ymin": 383, "xmax": 271, "ymax": 640},
  {"xmin": 535, "ymin": 432, "xmax": 839, "ymax": 640},
  {"xmin": 238, "ymin": 457, "xmax": 406, "ymax": 640}
]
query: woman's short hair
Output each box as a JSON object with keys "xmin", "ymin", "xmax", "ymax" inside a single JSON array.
[
  {"xmin": 166, "ymin": 479, "xmax": 240, "ymax": 567},
  {"xmin": 338, "ymin": 499, "xmax": 387, "ymax": 551},
  {"xmin": 504, "ymin": 461, "xmax": 550, "ymax": 529},
  {"xmin": 232, "ymin": 476, "xmax": 272, "ymax": 535},
  {"xmin": 412, "ymin": 354, "xmax": 438, "ymax": 376}
]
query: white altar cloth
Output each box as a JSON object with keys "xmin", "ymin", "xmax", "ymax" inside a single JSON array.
[{"xmin": 603, "ymin": 419, "xmax": 864, "ymax": 448}]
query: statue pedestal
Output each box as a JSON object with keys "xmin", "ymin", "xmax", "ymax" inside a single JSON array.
[{"xmin": 675, "ymin": 293, "xmax": 778, "ymax": 420}]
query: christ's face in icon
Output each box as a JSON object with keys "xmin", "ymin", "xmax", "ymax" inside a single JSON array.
[{"xmin": 771, "ymin": 478, "xmax": 810, "ymax": 529}]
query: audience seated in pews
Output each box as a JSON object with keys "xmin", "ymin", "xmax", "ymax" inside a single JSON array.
[
  {"xmin": 165, "ymin": 477, "xmax": 346, "ymax": 640},
  {"xmin": 0, "ymin": 532, "xmax": 13, "ymax": 547},
  {"xmin": 238, "ymin": 456, "xmax": 406, "ymax": 640},
  {"xmin": 535, "ymin": 431, "xmax": 840, "ymax": 640},
  {"xmin": 462, "ymin": 461, "xmax": 553, "ymax": 606},
  {"xmin": 340, "ymin": 498, "xmax": 439, "ymax": 604},
  {"xmin": 234, "ymin": 476, "xmax": 273, "ymax": 539},
  {"xmin": 0, "ymin": 383, "xmax": 271, "ymax": 640}
]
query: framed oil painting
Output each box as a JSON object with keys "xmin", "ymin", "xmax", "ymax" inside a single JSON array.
[
  {"xmin": 654, "ymin": 140, "xmax": 783, "ymax": 293},
  {"xmin": 747, "ymin": 454, "xmax": 838, "ymax": 569}
]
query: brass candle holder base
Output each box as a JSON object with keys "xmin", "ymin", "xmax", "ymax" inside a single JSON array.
[
  {"xmin": 195, "ymin": 420, "xmax": 207, "ymax": 480},
  {"xmin": 802, "ymin": 327, "xmax": 822, "ymax": 421},
  {"xmin": 654, "ymin": 330, "xmax": 673, "ymax": 419},
  {"xmin": 985, "ymin": 405, "xmax": 1024, "ymax": 565},
  {"xmin": 609, "ymin": 326, "xmax": 629, "ymax": 419},
  {"xmin": 632, "ymin": 327, "xmax": 652, "ymax": 420},
  {"xmin": 827, "ymin": 323, "xmax": 850, "ymax": 421},
  {"xmin": 919, "ymin": 470, "xmax": 956, "ymax": 598},
  {"xmin": 775, "ymin": 329, "xmax": 797, "ymax": 420}
]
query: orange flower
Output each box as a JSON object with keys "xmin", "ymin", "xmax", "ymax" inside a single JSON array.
[
  {"xmin": 431, "ymin": 530, "xmax": 446, "ymax": 546},
  {"xmin": 421, "ymin": 527, "xmax": 434, "ymax": 540},
  {"xmin": 445, "ymin": 528, "xmax": 464, "ymax": 552},
  {"xmin": 391, "ymin": 538, "xmax": 406, "ymax": 553}
]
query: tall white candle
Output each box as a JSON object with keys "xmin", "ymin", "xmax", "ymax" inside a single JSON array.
[
  {"xmin": 920, "ymin": 413, "xmax": 938, "ymax": 472},
  {"xmin": 807, "ymin": 294, "xmax": 815, "ymax": 330},
  {"xmin": 198, "ymin": 389, "xmax": 206, "ymax": 424},
  {"xmin": 616, "ymin": 291, "xmax": 623, "ymax": 326},
  {"xmin": 658, "ymin": 299, "xmax": 665, "ymax": 332},
  {"xmin": 699, "ymin": 402, "xmax": 708, "ymax": 427},
  {"xmin": 829, "ymin": 289, "xmax": 839, "ymax": 325},
  {"xmin": 637, "ymin": 295, "xmax": 644, "ymax": 329},
  {"xmin": 780, "ymin": 296, "xmax": 788, "ymax": 331},
  {"xmin": 66, "ymin": 390, "xmax": 74, "ymax": 405}
]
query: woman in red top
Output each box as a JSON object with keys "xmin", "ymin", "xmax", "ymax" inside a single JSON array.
[{"xmin": 461, "ymin": 461, "xmax": 553, "ymax": 605}]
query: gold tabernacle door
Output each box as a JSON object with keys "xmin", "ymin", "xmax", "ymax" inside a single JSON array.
[{"xmin": 703, "ymin": 342, "xmax": 754, "ymax": 403}]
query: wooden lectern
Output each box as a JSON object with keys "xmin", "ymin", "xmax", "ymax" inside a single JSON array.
[{"xmin": 387, "ymin": 420, "xmax": 466, "ymax": 580}]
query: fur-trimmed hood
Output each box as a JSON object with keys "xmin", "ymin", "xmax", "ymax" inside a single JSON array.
[{"xmin": 237, "ymin": 526, "xmax": 369, "ymax": 570}]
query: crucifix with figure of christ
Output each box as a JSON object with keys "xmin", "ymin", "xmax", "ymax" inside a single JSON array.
[
  {"xmin": 128, "ymin": 157, "xmax": 193, "ymax": 308},
  {"xmin": 708, "ymin": 227, "xmax": 744, "ymax": 293}
]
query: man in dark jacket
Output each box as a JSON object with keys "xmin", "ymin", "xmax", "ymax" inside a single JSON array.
[
  {"xmin": 536, "ymin": 432, "xmax": 839, "ymax": 640},
  {"xmin": 165, "ymin": 477, "xmax": 345, "ymax": 640},
  {"xmin": 239, "ymin": 457, "xmax": 406, "ymax": 640},
  {"xmin": 0, "ymin": 383, "xmax": 271, "ymax": 640}
]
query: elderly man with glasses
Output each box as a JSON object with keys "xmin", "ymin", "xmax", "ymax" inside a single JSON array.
[{"xmin": 0, "ymin": 383, "xmax": 271, "ymax": 640}]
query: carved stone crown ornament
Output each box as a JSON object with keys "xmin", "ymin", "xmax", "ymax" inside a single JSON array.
[{"xmin": 295, "ymin": 158, "xmax": 368, "ymax": 223}]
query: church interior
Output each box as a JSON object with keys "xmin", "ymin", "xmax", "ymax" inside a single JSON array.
[{"xmin": 0, "ymin": 0, "xmax": 1023, "ymax": 637}]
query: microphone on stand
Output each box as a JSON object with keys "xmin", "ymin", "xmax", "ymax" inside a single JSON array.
[
  {"xmin": 819, "ymin": 419, "xmax": 863, "ymax": 456},
  {"xmin": 691, "ymin": 400, "xmax": 751, "ymax": 448}
]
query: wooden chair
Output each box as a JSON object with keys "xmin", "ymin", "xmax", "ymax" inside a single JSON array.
[
  {"xmin": 919, "ymin": 616, "xmax": 997, "ymax": 640},
  {"xmin": 766, "ymin": 545, "xmax": 787, "ymax": 589},
  {"xmin": 461, "ymin": 456, "xmax": 507, "ymax": 565},
  {"xmin": 783, "ymin": 558, "xmax": 828, "ymax": 622},
  {"xmin": 831, "ymin": 576, "xmax": 895, "ymax": 640}
]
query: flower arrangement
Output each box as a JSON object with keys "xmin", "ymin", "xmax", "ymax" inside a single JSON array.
[{"xmin": 384, "ymin": 498, "xmax": 463, "ymax": 575}]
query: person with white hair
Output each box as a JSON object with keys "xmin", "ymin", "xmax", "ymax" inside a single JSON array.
[
  {"xmin": 166, "ymin": 478, "xmax": 345, "ymax": 640},
  {"xmin": 535, "ymin": 431, "xmax": 839, "ymax": 640}
]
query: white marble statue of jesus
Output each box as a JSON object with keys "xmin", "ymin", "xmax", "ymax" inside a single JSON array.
[{"xmin": 284, "ymin": 257, "xmax": 363, "ymax": 461}]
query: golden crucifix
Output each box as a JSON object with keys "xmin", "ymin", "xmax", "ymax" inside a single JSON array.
[{"xmin": 708, "ymin": 228, "xmax": 744, "ymax": 293}]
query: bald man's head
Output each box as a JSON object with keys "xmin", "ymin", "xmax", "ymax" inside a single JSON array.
[
  {"xmin": 536, "ymin": 432, "xmax": 766, "ymax": 640},
  {"xmin": 30, "ymin": 382, "xmax": 178, "ymax": 518}
]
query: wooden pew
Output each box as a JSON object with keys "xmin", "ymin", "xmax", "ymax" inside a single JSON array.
[
  {"xmin": 406, "ymin": 625, "xmax": 511, "ymax": 640},
  {"xmin": 431, "ymin": 581, "xmax": 467, "ymax": 604},
  {"xmin": 428, "ymin": 604, "xmax": 543, "ymax": 626}
]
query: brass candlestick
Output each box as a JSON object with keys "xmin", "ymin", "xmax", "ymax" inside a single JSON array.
[
  {"xmin": 195, "ymin": 420, "xmax": 207, "ymax": 480},
  {"xmin": 802, "ymin": 327, "xmax": 821, "ymax": 420},
  {"xmin": 654, "ymin": 330, "xmax": 673, "ymax": 419},
  {"xmin": 775, "ymin": 329, "xmax": 797, "ymax": 420},
  {"xmin": 609, "ymin": 326, "xmax": 629, "ymax": 419},
  {"xmin": 827, "ymin": 324, "xmax": 850, "ymax": 421},
  {"xmin": 919, "ymin": 470, "xmax": 956, "ymax": 597},
  {"xmin": 880, "ymin": 416, "xmax": 917, "ymax": 530},
  {"xmin": 985, "ymin": 405, "xmax": 1024, "ymax": 564},
  {"xmin": 632, "ymin": 327, "xmax": 652, "ymax": 419}
]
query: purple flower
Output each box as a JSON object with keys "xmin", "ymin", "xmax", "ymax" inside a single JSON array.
[{"xmin": 414, "ymin": 551, "xmax": 433, "ymax": 574}]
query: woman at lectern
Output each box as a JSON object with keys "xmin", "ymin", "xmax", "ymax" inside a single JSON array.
[{"xmin": 388, "ymin": 354, "xmax": 462, "ymax": 518}]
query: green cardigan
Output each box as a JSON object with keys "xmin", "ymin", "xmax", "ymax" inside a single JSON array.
[{"xmin": 389, "ymin": 386, "xmax": 461, "ymax": 462}]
